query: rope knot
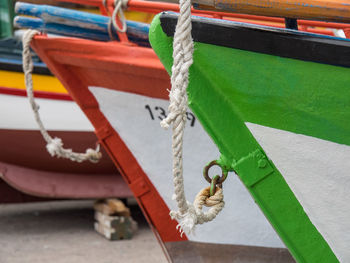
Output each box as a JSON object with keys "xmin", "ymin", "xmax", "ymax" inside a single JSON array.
[
  {"xmin": 195, "ymin": 187, "xmax": 224, "ymax": 208},
  {"xmin": 85, "ymin": 147, "xmax": 103, "ymax": 163},
  {"xmin": 160, "ymin": 109, "xmax": 187, "ymax": 129},
  {"xmin": 46, "ymin": 137, "xmax": 63, "ymax": 157},
  {"xmin": 170, "ymin": 187, "xmax": 224, "ymax": 235}
]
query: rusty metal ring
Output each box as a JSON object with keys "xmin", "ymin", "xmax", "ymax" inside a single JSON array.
[{"xmin": 203, "ymin": 160, "xmax": 228, "ymax": 185}]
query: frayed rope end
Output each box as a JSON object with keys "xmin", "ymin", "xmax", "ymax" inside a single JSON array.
[{"xmin": 169, "ymin": 204, "xmax": 197, "ymax": 236}]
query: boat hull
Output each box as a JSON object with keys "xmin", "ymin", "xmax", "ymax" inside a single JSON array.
[
  {"xmin": 0, "ymin": 65, "xmax": 132, "ymax": 199},
  {"xmin": 150, "ymin": 12, "xmax": 350, "ymax": 262},
  {"xmin": 30, "ymin": 35, "xmax": 297, "ymax": 262}
]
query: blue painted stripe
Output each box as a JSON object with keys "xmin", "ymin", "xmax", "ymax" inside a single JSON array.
[
  {"xmin": 14, "ymin": 16, "xmax": 111, "ymax": 41},
  {"xmin": 15, "ymin": 2, "xmax": 149, "ymax": 41}
]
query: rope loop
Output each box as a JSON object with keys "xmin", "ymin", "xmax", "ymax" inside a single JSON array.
[
  {"xmin": 170, "ymin": 187, "xmax": 224, "ymax": 235},
  {"xmin": 111, "ymin": 0, "xmax": 128, "ymax": 33},
  {"xmin": 194, "ymin": 187, "xmax": 224, "ymax": 211},
  {"xmin": 162, "ymin": 0, "xmax": 225, "ymax": 235},
  {"xmin": 22, "ymin": 29, "xmax": 102, "ymax": 163}
]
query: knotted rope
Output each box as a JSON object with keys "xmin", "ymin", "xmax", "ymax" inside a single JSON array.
[
  {"xmin": 103, "ymin": 0, "xmax": 128, "ymax": 39},
  {"xmin": 160, "ymin": 0, "xmax": 224, "ymax": 234},
  {"xmin": 22, "ymin": 30, "xmax": 102, "ymax": 163},
  {"xmin": 111, "ymin": 0, "xmax": 128, "ymax": 33}
]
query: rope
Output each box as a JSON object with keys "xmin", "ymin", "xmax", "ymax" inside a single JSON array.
[
  {"xmin": 104, "ymin": 0, "xmax": 127, "ymax": 39},
  {"xmin": 111, "ymin": 0, "xmax": 128, "ymax": 33},
  {"xmin": 22, "ymin": 30, "xmax": 102, "ymax": 163},
  {"xmin": 171, "ymin": 187, "xmax": 225, "ymax": 235},
  {"xmin": 160, "ymin": 0, "xmax": 224, "ymax": 234}
]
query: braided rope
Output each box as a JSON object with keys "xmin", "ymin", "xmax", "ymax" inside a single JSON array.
[
  {"xmin": 111, "ymin": 0, "xmax": 128, "ymax": 33},
  {"xmin": 160, "ymin": 1, "xmax": 224, "ymax": 234},
  {"xmin": 22, "ymin": 30, "xmax": 102, "ymax": 163},
  {"xmin": 102, "ymin": 0, "xmax": 127, "ymax": 39}
]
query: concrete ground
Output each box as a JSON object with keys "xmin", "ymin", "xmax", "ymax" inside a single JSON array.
[{"xmin": 0, "ymin": 200, "xmax": 167, "ymax": 263}]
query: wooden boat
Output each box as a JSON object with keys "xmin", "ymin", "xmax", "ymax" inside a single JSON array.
[
  {"xmin": 150, "ymin": 10, "xmax": 350, "ymax": 263},
  {"xmin": 29, "ymin": 38, "xmax": 297, "ymax": 262},
  {"xmin": 0, "ymin": 35, "xmax": 132, "ymax": 199},
  {"xmin": 24, "ymin": 12, "xmax": 302, "ymax": 263},
  {"xmin": 21, "ymin": 0, "xmax": 350, "ymax": 262}
]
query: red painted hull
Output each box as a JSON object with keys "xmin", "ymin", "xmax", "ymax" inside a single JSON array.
[
  {"xmin": 0, "ymin": 179, "xmax": 50, "ymax": 204},
  {"xmin": 0, "ymin": 129, "xmax": 114, "ymax": 174},
  {"xmin": 31, "ymin": 36, "xmax": 183, "ymax": 246}
]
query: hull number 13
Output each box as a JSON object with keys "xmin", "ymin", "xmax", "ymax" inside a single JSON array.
[{"xmin": 145, "ymin": 104, "xmax": 196, "ymax": 127}]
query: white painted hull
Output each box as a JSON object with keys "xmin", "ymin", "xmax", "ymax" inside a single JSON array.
[
  {"xmin": 0, "ymin": 93, "xmax": 93, "ymax": 131},
  {"xmin": 89, "ymin": 86, "xmax": 286, "ymax": 248}
]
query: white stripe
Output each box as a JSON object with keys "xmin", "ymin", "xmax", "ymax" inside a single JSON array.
[
  {"xmin": 0, "ymin": 94, "xmax": 94, "ymax": 131},
  {"xmin": 246, "ymin": 122, "xmax": 350, "ymax": 262}
]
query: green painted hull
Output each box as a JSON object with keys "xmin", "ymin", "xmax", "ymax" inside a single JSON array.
[
  {"xmin": 0, "ymin": 0, "xmax": 13, "ymax": 39},
  {"xmin": 150, "ymin": 13, "xmax": 350, "ymax": 263}
]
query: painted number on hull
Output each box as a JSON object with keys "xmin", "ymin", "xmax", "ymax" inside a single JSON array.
[{"xmin": 145, "ymin": 104, "xmax": 196, "ymax": 127}]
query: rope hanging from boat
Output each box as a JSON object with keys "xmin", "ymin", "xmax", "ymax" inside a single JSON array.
[
  {"xmin": 111, "ymin": 0, "xmax": 127, "ymax": 33},
  {"xmin": 22, "ymin": 30, "xmax": 102, "ymax": 163},
  {"xmin": 160, "ymin": 0, "xmax": 224, "ymax": 234},
  {"xmin": 103, "ymin": 0, "xmax": 127, "ymax": 39}
]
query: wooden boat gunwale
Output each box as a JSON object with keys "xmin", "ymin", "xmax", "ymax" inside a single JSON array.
[{"xmin": 159, "ymin": 12, "xmax": 350, "ymax": 68}]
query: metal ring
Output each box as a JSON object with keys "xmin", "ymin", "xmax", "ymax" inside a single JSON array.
[{"xmin": 203, "ymin": 160, "xmax": 228, "ymax": 185}]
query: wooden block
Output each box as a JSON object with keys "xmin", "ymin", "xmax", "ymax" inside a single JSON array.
[
  {"xmin": 94, "ymin": 213, "xmax": 137, "ymax": 240},
  {"xmin": 93, "ymin": 199, "xmax": 137, "ymax": 241},
  {"xmin": 94, "ymin": 198, "xmax": 130, "ymax": 217},
  {"xmin": 94, "ymin": 211, "xmax": 138, "ymax": 232},
  {"xmin": 106, "ymin": 199, "xmax": 130, "ymax": 216},
  {"xmin": 94, "ymin": 222, "xmax": 121, "ymax": 241}
]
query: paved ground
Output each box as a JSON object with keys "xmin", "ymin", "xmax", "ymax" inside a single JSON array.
[{"xmin": 0, "ymin": 200, "xmax": 167, "ymax": 263}]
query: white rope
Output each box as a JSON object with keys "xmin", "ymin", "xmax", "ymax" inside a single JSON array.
[
  {"xmin": 104, "ymin": 0, "xmax": 127, "ymax": 39},
  {"xmin": 171, "ymin": 187, "xmax": 225, "ymax": 235},
  {"xmin": 160, "ymin": 0, "xmax": 224, "ymax": 234},
  {"xmin": 111, "ymin": 0, "xmax": 128, "ymax": 33},
  {"xmin": 22, "ymin": 30, "xmax": 102, "ymax": 163}
]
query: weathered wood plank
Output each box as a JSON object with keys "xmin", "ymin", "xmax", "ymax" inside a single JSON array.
[
  {"xmin": 14, "ymin": 2, "xmax": 150, "ymax": 43},
  {"xmin": 193, "ymin": 0, "xmax": 350, "ymax": 23},
  {"xmin": 14, "ymin": 16, "xmax": 110, "ymax": 41}
]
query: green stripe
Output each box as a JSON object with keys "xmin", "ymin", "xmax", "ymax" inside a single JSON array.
[
  {"xmin": 150, "ymin": 14, "xmax": 340, "ymax": 262},
  {"xmin": 192, "ymin": 43, "xmax": 350, "ymax": 147}
]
